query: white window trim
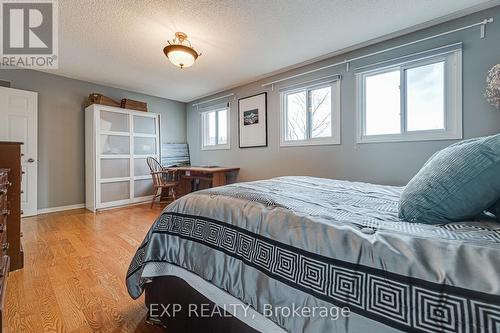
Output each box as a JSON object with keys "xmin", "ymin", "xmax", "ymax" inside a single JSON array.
[
  {"xmin": 280, "ymin": 80, "xmax": 341, "ymax": 147},
  {"xmin": 201, "ymin": 106, "xmax": 230, "ymax": 151},
  {"xmin": 355, "ymin": 48, "xmax": 462, "ymax": 144}
]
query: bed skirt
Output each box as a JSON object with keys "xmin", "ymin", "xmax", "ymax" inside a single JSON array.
[{"xmin": 145, "ymin": 276, "xmax": 260, "ymax": 333}]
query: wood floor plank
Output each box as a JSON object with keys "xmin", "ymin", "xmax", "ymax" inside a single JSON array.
[{"xmin": 5, "ymin": 204, "xmax": 165, "ymax": 333}]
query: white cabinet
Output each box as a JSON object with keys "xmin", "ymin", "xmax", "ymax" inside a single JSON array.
[{"xmin": 85, "ymin": 104, "xmax": 160, "ymax": 211}]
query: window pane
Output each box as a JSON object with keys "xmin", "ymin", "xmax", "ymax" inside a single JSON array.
[
  {"xmin": 407, "ymin": 62, "xmax": 445, "ymax": 131},
  {"xmin": 203, "ymin": 111, "xmax": 217, "ymax": 146},
  {"xmin": 311, "ymin": 86, "xmax": 332, "ymax": 138},
  {"xmin": 365, "ymin": 70, "xmax": 401, "ymax": 135},
  {"xmin": 286, "ymin": 91, "xmax": 307, "ymax": 141},
  {"xmin": 217, "ymin": 109, "xmax": 227, "ymax": 144}
]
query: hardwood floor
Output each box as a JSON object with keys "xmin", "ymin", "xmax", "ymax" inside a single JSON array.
[{"xmin": 5, "ymin": 204, "xmax": 167, "ymax": 333}]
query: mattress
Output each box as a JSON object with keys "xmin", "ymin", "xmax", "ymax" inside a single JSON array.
[{"xmin": 127, "ymin": 176, "xmax": 500, "ymax": 333}]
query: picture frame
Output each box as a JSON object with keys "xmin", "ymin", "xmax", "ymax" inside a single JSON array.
[{"xmin": 238, "ymin": 92, "xmax": 267, "ymax": 148}]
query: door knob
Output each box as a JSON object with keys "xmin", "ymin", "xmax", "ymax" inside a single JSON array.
[{"xmin": 27, "ymin": 158, "xmax": 35, "ymax": 163}]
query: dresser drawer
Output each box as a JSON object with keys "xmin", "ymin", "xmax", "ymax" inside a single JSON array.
[
  {"xmin": 0, "ymin": 255, "xmax": 10, "ymax": 317},
  {"xmin": 0, "ymin": 194, "xmax": 6, "ymax": 213},
  {"xmin": 0, "ymin": 171, "xmax": 8, "ymax": 187},
  {"xmin": 0, "ymin": 216, "xmax": 5, "ymax": 234},
  {"xmin": 0, "ymin": 202, "xmax": 8, "ymax": 220}
]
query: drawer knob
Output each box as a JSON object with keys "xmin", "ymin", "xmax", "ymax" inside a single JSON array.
[{"xmin": 2, "ymin": 243, "xmax": 9, "ymax": 251}]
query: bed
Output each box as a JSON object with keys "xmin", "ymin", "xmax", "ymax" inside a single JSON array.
[{"xmin": 126, "ymin": 176, "xmax": 500, "ymax": 333}]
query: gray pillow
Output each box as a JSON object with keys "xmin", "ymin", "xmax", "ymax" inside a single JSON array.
[{"xmin": 399, "ymin": 134, "xmax": 500, "ymax": 224}]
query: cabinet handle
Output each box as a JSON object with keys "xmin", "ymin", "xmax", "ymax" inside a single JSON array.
[{"xmin": 1, "ymin": 210, "xmax": 9, "ymax": 216}]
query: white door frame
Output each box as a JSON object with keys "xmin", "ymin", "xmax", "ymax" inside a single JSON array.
[{"xmin": 0, "ymin": 86, "xmax": 38, "ymax": 217}]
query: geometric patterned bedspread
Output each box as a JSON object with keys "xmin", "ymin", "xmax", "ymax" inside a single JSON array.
[{"xmin": 126, "ymin": 176, "xmax": 500, "ymax": 333}]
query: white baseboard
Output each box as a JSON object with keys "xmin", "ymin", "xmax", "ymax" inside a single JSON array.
[{"xmin": 37, "ymin": 203, "xmax": 86, "ymax": 215}]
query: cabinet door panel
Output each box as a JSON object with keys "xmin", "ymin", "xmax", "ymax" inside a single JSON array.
[
  {"xmin": 101, "ymin": 158, "xmax": 130, "ymax": 178},
  {"xmin": 100, "ymin": 110, "xmax": 129, "ymax": 132},
  {"xmin": 134, "ymin": 116, "xmax": 156, "ymax": 134},
  {"xmin": 134, "ymin": 179, "xmax": 153, "ymax": 198},
  {"xmin": 101, "ymin": 181, "xmax": 130, "ymax": 203},
  {"xmin": 134, "ymin": 137, "xmax": 156, "ymax": 155},
  {"xmin": 134, "ymin": 158, "xmax": 150, "ymax": 176},
  {"xmin": 101, "ymin": 135, "xmax": 130, "ymax": 155}
]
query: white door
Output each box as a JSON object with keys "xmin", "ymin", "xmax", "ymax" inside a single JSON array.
[{"xmin": 0, "ymin": 87, "xmax": 38, "ymax": 217}]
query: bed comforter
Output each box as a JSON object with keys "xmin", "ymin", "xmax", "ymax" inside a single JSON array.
[{"xmin": 126, "ymin": 176, "xmax": 500, "ymax": 333}]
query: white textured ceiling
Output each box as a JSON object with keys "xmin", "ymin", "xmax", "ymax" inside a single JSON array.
[{"xmin": 55, "ymin": 0, "xmax": 498, "ymax": 102}]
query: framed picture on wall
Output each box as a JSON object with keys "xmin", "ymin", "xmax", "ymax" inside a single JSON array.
[{"xmin": 238, "ymin": 92, "xmax": 267, "ymax": 148}]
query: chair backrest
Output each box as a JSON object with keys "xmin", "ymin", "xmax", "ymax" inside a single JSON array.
[
  {"xmin": 161, "ymin": 143, "xmax": 190, "ymax": 167},
  {"xmin": 147, "ymin": 157, "xmax": 164, "ymax": 186}
]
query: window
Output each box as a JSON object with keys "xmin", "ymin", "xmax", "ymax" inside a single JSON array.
[
  {"xmin": 356, "ymin": 48, "xmax": 462, "ymax": 143},
  {"xmin": 201, "ymin": 107, "xmax": 229, "ymax": 150},
  {"xmin": 281, "ymin": 80, "xmax": 340, "ymax": 146}
]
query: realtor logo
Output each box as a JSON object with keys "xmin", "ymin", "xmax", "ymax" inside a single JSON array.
[{"xmin": 1, "ymin": 0, "xmax": 58, "ymax": 68}]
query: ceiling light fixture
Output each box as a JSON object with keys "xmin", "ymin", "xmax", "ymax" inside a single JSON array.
[{"xmin": 163, "ymin": 32, "xmax": 201, "ymax": 69}]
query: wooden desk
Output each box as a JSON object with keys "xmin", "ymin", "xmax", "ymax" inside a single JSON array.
[
  {"xmin": 167, "ymin": 166, "xmax": 240, "ymax": 197},
  {"xmin": 166, "ymin": 166, "xmax": 240, "ymax": 197}
]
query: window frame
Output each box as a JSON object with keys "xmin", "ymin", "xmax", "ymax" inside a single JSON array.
[
  {"xmin": 355, "ymin": 48, "xmax": 462, "ymax": 144},
  {"xmin": 280, "ymin": 80, "xmax": 341, "ymax": 147},
  {"xmin": 200, "ymin": 106, "xmax": 230, "ymax": 150}
]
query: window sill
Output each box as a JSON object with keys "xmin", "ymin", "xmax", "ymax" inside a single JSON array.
[
  {"xmin": 280, "ymin": 139, "xmax": 341, "ymax": 148},
  {"xmin": 357, "ymin": 131, "xmax": 462, "ymax": 144},
  {"xmin": 201, "ymin": 145, "xmax": 231, "ymax": 151}
]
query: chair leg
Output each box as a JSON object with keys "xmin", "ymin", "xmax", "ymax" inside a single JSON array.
[{"xmin": 151, "ymin": 187, "xmax": 159, "ymax": 209}]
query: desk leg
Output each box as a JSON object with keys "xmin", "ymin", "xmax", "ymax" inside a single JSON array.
[
  {"xmin": 212, "ymin": 172, "xmax": 226, "ymax": 187},
  {"xmin": 177, "ymin": 175, "xmax": 192, "ymax": 197}
]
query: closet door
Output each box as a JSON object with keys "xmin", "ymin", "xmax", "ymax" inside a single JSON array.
[
  {"xmin": 132, "ymin": 114, "xmax": 159, "ymax": 199},
  {"xmin": 96, "ymin": 109, "xmax": 132, "ymax": 207}
]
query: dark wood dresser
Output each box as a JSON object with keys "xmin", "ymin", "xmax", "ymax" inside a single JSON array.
[
  {"xmin": 0, "ymin": 169, "xmax": 11, "ymax": 331},
  {"xmin": 0, "ymin": 142, "xmax": 23, "ymax": 271}
]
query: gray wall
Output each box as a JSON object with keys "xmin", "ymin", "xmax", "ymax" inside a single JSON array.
[
  {"xmin": 0, "ymin": 69, "xmax": 186, "ymax": 209},
  {"xmin": 188, "ymin": 6, "xmax": 500, "ymax": 186}
]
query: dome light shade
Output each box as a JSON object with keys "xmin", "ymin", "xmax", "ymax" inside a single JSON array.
[{"xmin": 163, "ymin": 32, "xmax": 200, "ymax": 69}]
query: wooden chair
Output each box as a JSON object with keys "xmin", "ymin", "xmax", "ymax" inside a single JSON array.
[
  {"xmin": 160, "ymin": 143, "xmax": 211, "ymax": 191},
  {"xmin": 147, "ymin": 157, "xmax": 179, "ymax": 208}
]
